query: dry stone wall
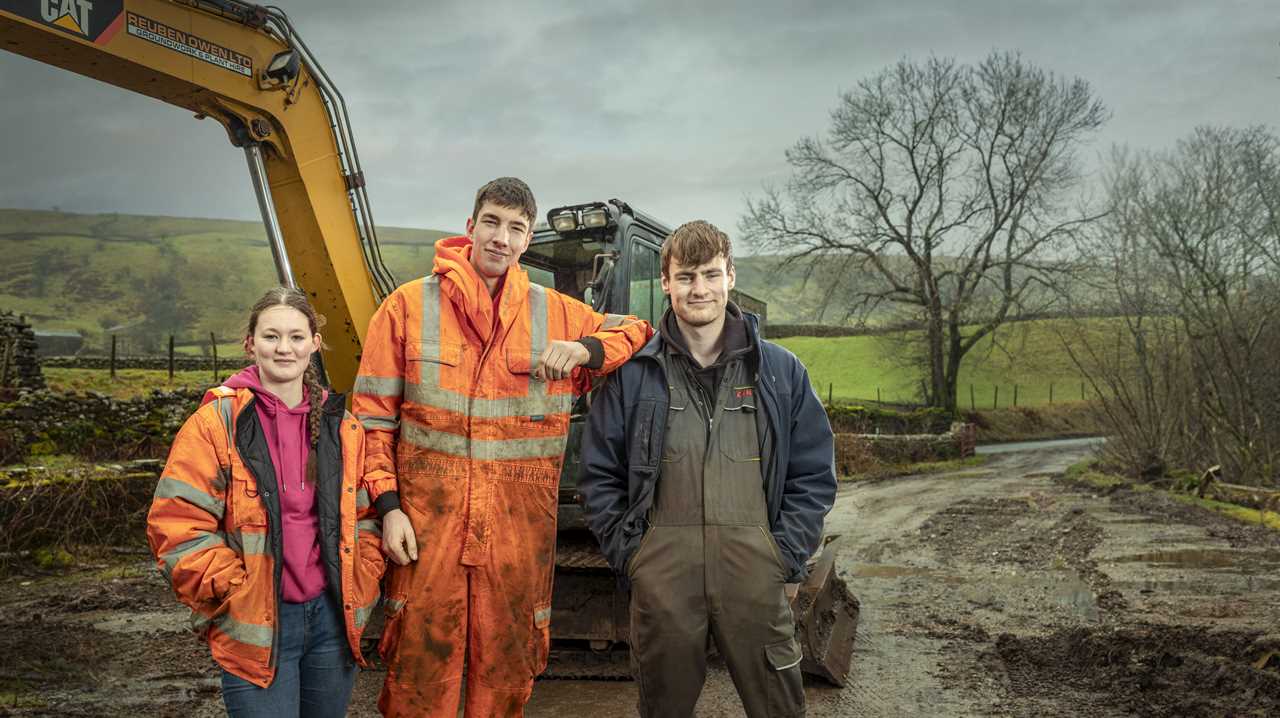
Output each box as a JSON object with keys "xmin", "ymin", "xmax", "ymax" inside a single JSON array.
[
  {"xmin": 0, "ymin": 313, "xmax": 45, "ymax": 390},
  {"xmin": 0, "ymin": 388, "xmax": 201, "ymax": 464}
]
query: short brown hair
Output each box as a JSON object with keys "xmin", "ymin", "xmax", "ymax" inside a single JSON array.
[
  {"xmin": 660, "ymin": 220, "xmax": 734, "ymax": 278},
  {"xmin": 472, "ymin": 177, "xmax": 537, "ymax": 226}
]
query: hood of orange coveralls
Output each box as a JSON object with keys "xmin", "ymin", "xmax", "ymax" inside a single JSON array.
[{"xmin": 432, "ymin": 235, "xmax": 532, "ymax": 336}]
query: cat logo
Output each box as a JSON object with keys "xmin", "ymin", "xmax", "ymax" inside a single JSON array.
[
  {"xmin": 0, "ymin": 0, "xmax": 125, "ymax": 44},
  {"xmin": 40, "ymin": 0, "xmax": 91, "ymax": 36}
]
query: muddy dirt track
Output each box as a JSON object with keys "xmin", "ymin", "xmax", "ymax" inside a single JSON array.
[{"xmin": 3, "ymin": 441, "xmax": 1279, "ymax": 716}]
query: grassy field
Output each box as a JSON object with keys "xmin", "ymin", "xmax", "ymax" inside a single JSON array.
[
  {"xmin": 42, "ymin": 318, "xmax": 1110, "ymax": 409},
  {"xmin": 776, "ymin": 318, "xmax": 1116, "ymax": 407},
  {"xmin": 43, "ymin": 368, "xmax": 216, "ymax": 399}
]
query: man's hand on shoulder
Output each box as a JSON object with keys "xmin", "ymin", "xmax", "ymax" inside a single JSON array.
[{"xmin": 535, "ymin": 340, "xmax": 590, "ymax": 381}]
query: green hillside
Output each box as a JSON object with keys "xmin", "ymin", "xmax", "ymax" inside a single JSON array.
[{"xmin": 0, "ymin": 209, "xmax": 450, "ymax": 351}]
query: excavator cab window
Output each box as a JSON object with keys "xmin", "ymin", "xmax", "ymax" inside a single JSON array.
[
  {"xmin": 522, "ymin": 236, "xmax": 605, "ymax": 305},
  {"xmin": 628, "ymin": 240, "xmax": 662, "ymax": 325}
]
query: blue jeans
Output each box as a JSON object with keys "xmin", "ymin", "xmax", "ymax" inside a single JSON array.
[{"xmin": 221, "ymin": 591, "xmax": 357, "ymax": 718}]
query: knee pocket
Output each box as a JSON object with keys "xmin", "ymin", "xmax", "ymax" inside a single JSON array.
[
  {"xmin": 765, "ymin": 637, "xmax": 805, "ymax": 716},
  {"xmin": 531, "ymin": 601, "xmax": 552, "ymax": 675}
]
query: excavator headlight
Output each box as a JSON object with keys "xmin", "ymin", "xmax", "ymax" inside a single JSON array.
[
  {"xmin": 581, "ymin": 208, "xmax": 608, "ymax": 229},
  {"xmin": 551, "ymin": 211, "xmax": 578, "ymax": 233},
  {"xmin": 265, "ymin": 49, "xmax": 300, "ymax": 84}
]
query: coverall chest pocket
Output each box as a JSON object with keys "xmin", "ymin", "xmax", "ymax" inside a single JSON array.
[
  {"xmin": 405, "ymin": 340, "xmax": 465, "ymax": 414},
  {"xmin": 506, "ymin": 349, "xmax": 573, "ymax": 420},
  {"xmin": 719, "ymin": 387, "xmax": 761, "ymax": 463},
  {"xmin": 406, "ymin": 340, "xmax": 462, "ymax": 366},
  {"xmin": 661, "ymin": 386, "xmax": 696, "ymax": 464}
]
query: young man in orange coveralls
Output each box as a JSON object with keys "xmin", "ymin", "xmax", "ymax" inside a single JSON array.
[{"xmin": 353, "ymin": 177, "xmax": 651, "ymax": 717}]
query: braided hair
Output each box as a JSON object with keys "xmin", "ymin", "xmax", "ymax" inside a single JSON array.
[{"xmin": 245, "ymin": 287, "xmax": 327, "ymax": 484}]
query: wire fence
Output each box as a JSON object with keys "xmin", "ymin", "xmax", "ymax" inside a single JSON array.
[{"xmin": 813, "ymin": 379, "xmax": 1099, "ymax": 410}]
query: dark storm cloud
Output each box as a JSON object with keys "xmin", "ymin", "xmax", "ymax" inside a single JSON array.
[{"xmin": 1, "ymin": 0, "xmax": 1276, "ymax": 236}]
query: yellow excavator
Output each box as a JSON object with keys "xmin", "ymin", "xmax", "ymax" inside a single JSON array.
[{"xmin": 0, "ymin": 0, "xmax": 858, "ymax": 685}]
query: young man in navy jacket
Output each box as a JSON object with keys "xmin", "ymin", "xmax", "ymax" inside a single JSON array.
[{"xmin": 578, "ymin": 220, "xmax": 836, "ymax": 718}]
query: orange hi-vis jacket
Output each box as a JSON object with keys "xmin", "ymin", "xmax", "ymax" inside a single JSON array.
[
  {"xmin": 353, "ymin": 236, "xmax": 651, "ymax": 716},
  {"xmin": 146, "ymin": 386, "xmax": 388, "ymax": 688}
]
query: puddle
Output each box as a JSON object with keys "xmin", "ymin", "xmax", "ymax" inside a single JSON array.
[
  {"xmin": 1101, "ymin": 517, "xmax": 1163, "ymax": 526},
  {"xmin": 1109, "ymin": 548, "xmax": 1280, "ymax": 571},
  {"xmin": 1046, "ymin": 576, "xmax": 1101, "ymax": 622},
  {"xmin": 850, "ymin": 564, "xmax": 965, "ymax": 584},
  {"xmin": 81, "ymin": 609, "xmax": 188, "ymax": 635}
]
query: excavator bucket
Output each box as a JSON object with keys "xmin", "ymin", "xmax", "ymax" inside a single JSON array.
[{"xmin": 790, "ymin": 535, "xmax": 860, "ymax": 686}]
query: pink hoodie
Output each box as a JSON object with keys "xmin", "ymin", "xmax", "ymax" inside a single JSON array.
[{"xmin": 224, "ymin": 366, "xmax": 326, "ymax": 604}]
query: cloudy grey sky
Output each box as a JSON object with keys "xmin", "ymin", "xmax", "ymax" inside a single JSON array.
[{"xmin": 1, "ymin": 0, "xmax": 1276, "ymax": 236}]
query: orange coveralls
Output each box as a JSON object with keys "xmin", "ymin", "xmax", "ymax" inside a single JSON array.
[{"xmin": 353, "ymin": 236, "xmax": 650, "ymax": 716}]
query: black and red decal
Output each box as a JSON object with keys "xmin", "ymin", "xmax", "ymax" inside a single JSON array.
[{"xmin": 0, "ymin": 0, "xmax": 126, "ymax": 44}]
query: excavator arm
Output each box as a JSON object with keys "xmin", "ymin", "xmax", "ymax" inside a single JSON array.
[{"xmin": 0, "ymin": 0, "xmax": 397, "ymax": 391}]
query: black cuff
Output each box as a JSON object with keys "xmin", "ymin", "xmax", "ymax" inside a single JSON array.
[
  {"xmin": 373, "ymin": 490, "xmax": 401, "ymax": 518},
  {"xmin": 577, "ymin": 337, "xmax": 605, "ymax": 370}
]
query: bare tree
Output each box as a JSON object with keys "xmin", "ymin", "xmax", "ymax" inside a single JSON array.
[
  {"xmin": 1074, "ymin": 127, "xmax": 1280, "ymax": 487},
  {"xmin": 742, "ymin": 52, "xmax": 1107, "ymax": 411}
]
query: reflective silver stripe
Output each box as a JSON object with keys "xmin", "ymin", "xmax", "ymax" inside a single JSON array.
[
  {"xmin": 528, "ymin": 282, "xmax": 548, "ymax": 374},
  {"xmin": 525, "ymin": 283, "xmax": 552, "ymax": 408},
  {"xmin": 359, "ymin": 415, "xmax": 400, "ymax": 431},
  {"xmin": 354, "ymin": 375, "xmax": 404, "ymax": 397},
  {"xmin": 774, "ymin": 656, "xmax": 803, "ymax": 671},
  {"xmin": 354, "ymin": 595, "xmax": 380, "ymax": 628},
  {"xmin": 161, "ymin": 531, "xmax": 225, "ymax": 580},
  {"xmin": 402, "ymin": 422, "xmax": 568, "ymax": 460},
  {"xmin": 190, "ymin": 610, "xmax": 211, "ymax": 633},
  {"xmin": 356, "ymin": 519, "xmax": 381, "ymax": 538},
  {"xmin": 405, "ymin": 386, "xmax": 573, "ymax": 419},
  {"xmin": 602, "ymin": 313, "xmax": 629, "ymax": 329},
  {"xmin": 216, "ymin": 396, "xmax": 233, "ymax": 445},
  {"xmin": 154, "ymin": 477, "xmax": 225, "ymax": 518},
  {"xmin": 211, "ymin": 613, "xmax": 273, "ymax": 648},
  {"xmin": 384, "ymin": 597, "xmax": 406, "ymax": 615},
  {"xmin": 239, "ymin": 531, "xmax": 268, "ymax": 555},
  {"xmin": 418, "ymin": 276, "xmax": 443, "ymax": 388},
  {"xmin": 533, "ymin": 606, "xmax": 552, "ymax": 624},
  {"xmin": 190, "ymin": 610, "xmax": 272, "ymax": 649},
  {"xmin": 356, "ymin": 488, "xmax": 371, "ymax": 510}
]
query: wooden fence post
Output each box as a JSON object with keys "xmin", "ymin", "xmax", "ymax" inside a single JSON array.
[
  {"xmin": 168, "ymin": 335, "xmax": 175, "ymax": 381},
  {"xmin": 210, "ymin": 332, "xmax": 218, "ymax": 383},
  {"xmin": 1081, "ymin": 381, "xmax": 1085, "ymax": 401},
  {"xmin": 0, "ymin": 338, "xmax": 14, "ymax": 387},
  {"xmin": 876, "ymin": 387, "xmax": 881, "ymax": 405},
  {"xmin": 1049, "ymin": 382, "xmax": 1054, "ymax": 404},
  {"xmin": 970, "ymin": 384, "xmax": 975, "ymax": 411},
  {"xmin": 828, "ymin": 382, "xmax": 833, "ymax": 406},
  {"xmin": 993, "ymin": 385, "xmax": 999, "ymax": 410},
  {"xmin": 1013, "ymin": 384, "xmax": 1019, "ymax": 407},
  {"xmin": 110, "ymin": 334, "xmax": 117, "ymax": 380}
]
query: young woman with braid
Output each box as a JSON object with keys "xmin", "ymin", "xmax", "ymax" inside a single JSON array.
[{"xmin": 147, "ymin": 287, "xmax": 389, "ymax": 717}]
